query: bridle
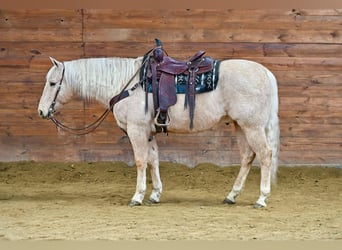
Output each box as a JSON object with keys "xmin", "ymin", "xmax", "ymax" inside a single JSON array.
[
  {"xmin": 48, "ymin": 63, "xmax": 65, "ymax": 117},
  {"xmin": 48, "ymin": 53, "xmax": 152, "ymax": 135}
]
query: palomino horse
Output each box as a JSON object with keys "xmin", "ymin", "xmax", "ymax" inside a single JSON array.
[{"xmin": 38, "ymin": 50, "xmax": 279, "ymax": 208}]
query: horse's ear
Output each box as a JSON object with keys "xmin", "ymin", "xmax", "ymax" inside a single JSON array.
[{"xmin": 49, "ymin": 57, "xmax": 61, "ymax": 68}]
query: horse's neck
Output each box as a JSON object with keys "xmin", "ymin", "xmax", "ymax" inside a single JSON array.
[{"xmin": 64, "ymin": 57, "xmax": 140, "ymax": 107}]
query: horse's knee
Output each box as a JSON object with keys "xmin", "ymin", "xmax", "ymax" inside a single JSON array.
[
  {"xmin": 241, "ymin": 151, "xmax": 256, "ymax": 166},
  {"xmin": 135, "ymin": 159, "xmax": 147, "ymax": 169}
]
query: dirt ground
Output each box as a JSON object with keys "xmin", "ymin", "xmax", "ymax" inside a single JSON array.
[{"xmin": 0, "ymin": 161, "xmax": 341, "ymax": 241}]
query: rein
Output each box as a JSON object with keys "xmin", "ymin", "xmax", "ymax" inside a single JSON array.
[
  {"xmin": 49, "ymin": 54, "xmax": 152, "ymax": 135},
  {"xmin": 50, "ymin": 108, "xmax": 112, "ymax": 136}
]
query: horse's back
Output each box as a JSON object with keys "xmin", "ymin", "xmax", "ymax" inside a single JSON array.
[
  {"xmin": 218, "ymin": 59, "xmax": 276, "ymax": 100},
  {"xmin": 219, "ymin": 59, "xmax": 274, "ymax": 90}
]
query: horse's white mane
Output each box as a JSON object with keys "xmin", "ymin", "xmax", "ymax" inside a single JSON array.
[{"xmin": 64, "ymin": 57, "xmax": 140, "ymax": 104}]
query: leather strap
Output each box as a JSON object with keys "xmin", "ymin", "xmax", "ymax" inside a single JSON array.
[
  {"xmin": 109, "ymin": 82, "xmax": 139, "ymax": 109},
  {"xmin": 151, "ymin": 61, "xmax": 159, "ymax": 112},
  {"xmin": 187, "ymin": 68, "xmax": 197, "ymax": 129}
]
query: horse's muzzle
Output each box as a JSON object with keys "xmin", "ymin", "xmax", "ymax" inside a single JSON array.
[{"xmin": 38, "ymin": 109, "xmax": 52, "ymax": 119}]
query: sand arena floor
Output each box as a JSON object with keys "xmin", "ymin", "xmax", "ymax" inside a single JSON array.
[{"xmin": 0, "ymin": 161, "xmax": 341, "ymax": 240}]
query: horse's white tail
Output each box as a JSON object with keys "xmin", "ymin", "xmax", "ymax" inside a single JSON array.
[{"xmin": 265, "ymin": 70, "xmax": 280, "ymax": 184}]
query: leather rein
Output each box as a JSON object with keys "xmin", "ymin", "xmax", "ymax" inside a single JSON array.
[{"xmin": 49, "ymin": 54, "xmax": 152, "ymax": 135}]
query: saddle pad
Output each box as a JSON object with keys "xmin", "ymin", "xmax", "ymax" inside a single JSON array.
[{"xmin": 141, "ymin": 60, "xmax": 221, "ymax": 94}]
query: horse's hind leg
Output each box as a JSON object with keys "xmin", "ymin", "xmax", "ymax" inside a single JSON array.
[
  {"xmin": 147, "ymin": 135, "xmax": 163, "ymax": 204},
  {"xmin": 224, "ymin": 122, "xmax": 256, "ymax": 204},
  {"xmin": 243, "ymin": 126, "xmax": 272, "ymax": 208}
]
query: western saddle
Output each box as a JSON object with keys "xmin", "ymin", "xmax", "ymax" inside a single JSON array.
[{"xmin": 142, "ymin": 39, "xmax": 216, "ymax": 131}]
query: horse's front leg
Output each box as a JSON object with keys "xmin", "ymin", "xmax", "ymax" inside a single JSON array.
[
  {"xmin": 130, "ymin": 159, "xmax": 147, "ymax": 206},
  {"xmin": 127, "ymin": 125, "xmax": 150, "ymax": 206},
  {"xmin": 147, "ymin": 135, "xmax": 162, "ymax": 204}
]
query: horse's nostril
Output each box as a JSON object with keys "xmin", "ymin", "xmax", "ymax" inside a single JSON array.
[{"xmin": 39, "ymin": 110, "xmax": 44, "ymax": 117}]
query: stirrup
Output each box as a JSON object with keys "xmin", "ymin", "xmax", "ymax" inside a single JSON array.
[{"xmin": 154, "ymin": 109, "xmax": 171, "ymax": 127}]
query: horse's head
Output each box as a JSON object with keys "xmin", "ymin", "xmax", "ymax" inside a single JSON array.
[{"xmin": 38, "ymin": 57, "xmax": 73, "ymax": 119}]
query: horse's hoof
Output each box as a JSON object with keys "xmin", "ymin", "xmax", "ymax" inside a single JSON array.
[
  {"xmin": 223, "ymin": 198, "xmax": 236, "ymax": 205},
  {"xmin": 129, "ymin": 200, "xmax": 142, "ymax": 207},
  {"xmin": 144, "ymin": 198, "xmax": 160, "ymax": 206},
  {"xmin": 253, "ymin": 203, "xmax": 266, "ymax": 209}
]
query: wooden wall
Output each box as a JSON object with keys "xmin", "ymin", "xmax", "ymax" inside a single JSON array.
[{"xmin": 0, "ymin": 9, "xmax": 341, "ymax": 166}]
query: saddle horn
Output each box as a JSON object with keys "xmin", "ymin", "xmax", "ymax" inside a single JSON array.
[
  {"xmin": 153, "ymin": 38, "xmax": 164, "ymax": 63},
  {"xmin": 155, "ymin": 38, "xmax": 163, "ymax": 47}
]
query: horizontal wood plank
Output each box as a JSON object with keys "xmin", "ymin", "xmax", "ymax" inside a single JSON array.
[
  {"xmin": 84, "ymin": 9, "xmax": 342, "ymax": 30},
  {"xmin": 84, "ymin": 42, "xmax": 342, "ymax": 59},
  {"xmin": 0, "ymin": 42, "xmax": 84, "ymax": 60},
  {"xmin": 84, "ymin": 28, "xmax": 342, "ymax": 43}
]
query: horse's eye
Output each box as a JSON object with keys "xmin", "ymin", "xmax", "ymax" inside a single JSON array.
[{"xmin": 50, "ymin": 82, "xmax": 57, "ymax": 87}]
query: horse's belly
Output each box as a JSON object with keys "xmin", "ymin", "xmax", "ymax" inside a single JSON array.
[{"xmin": 166, "ymin": 93, "xmax": 227, "ymax": 133}]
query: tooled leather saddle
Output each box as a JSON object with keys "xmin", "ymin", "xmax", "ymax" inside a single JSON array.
[{"xmin": 140, "ymin": 39, "xmax": 220, "ymax": 132}]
